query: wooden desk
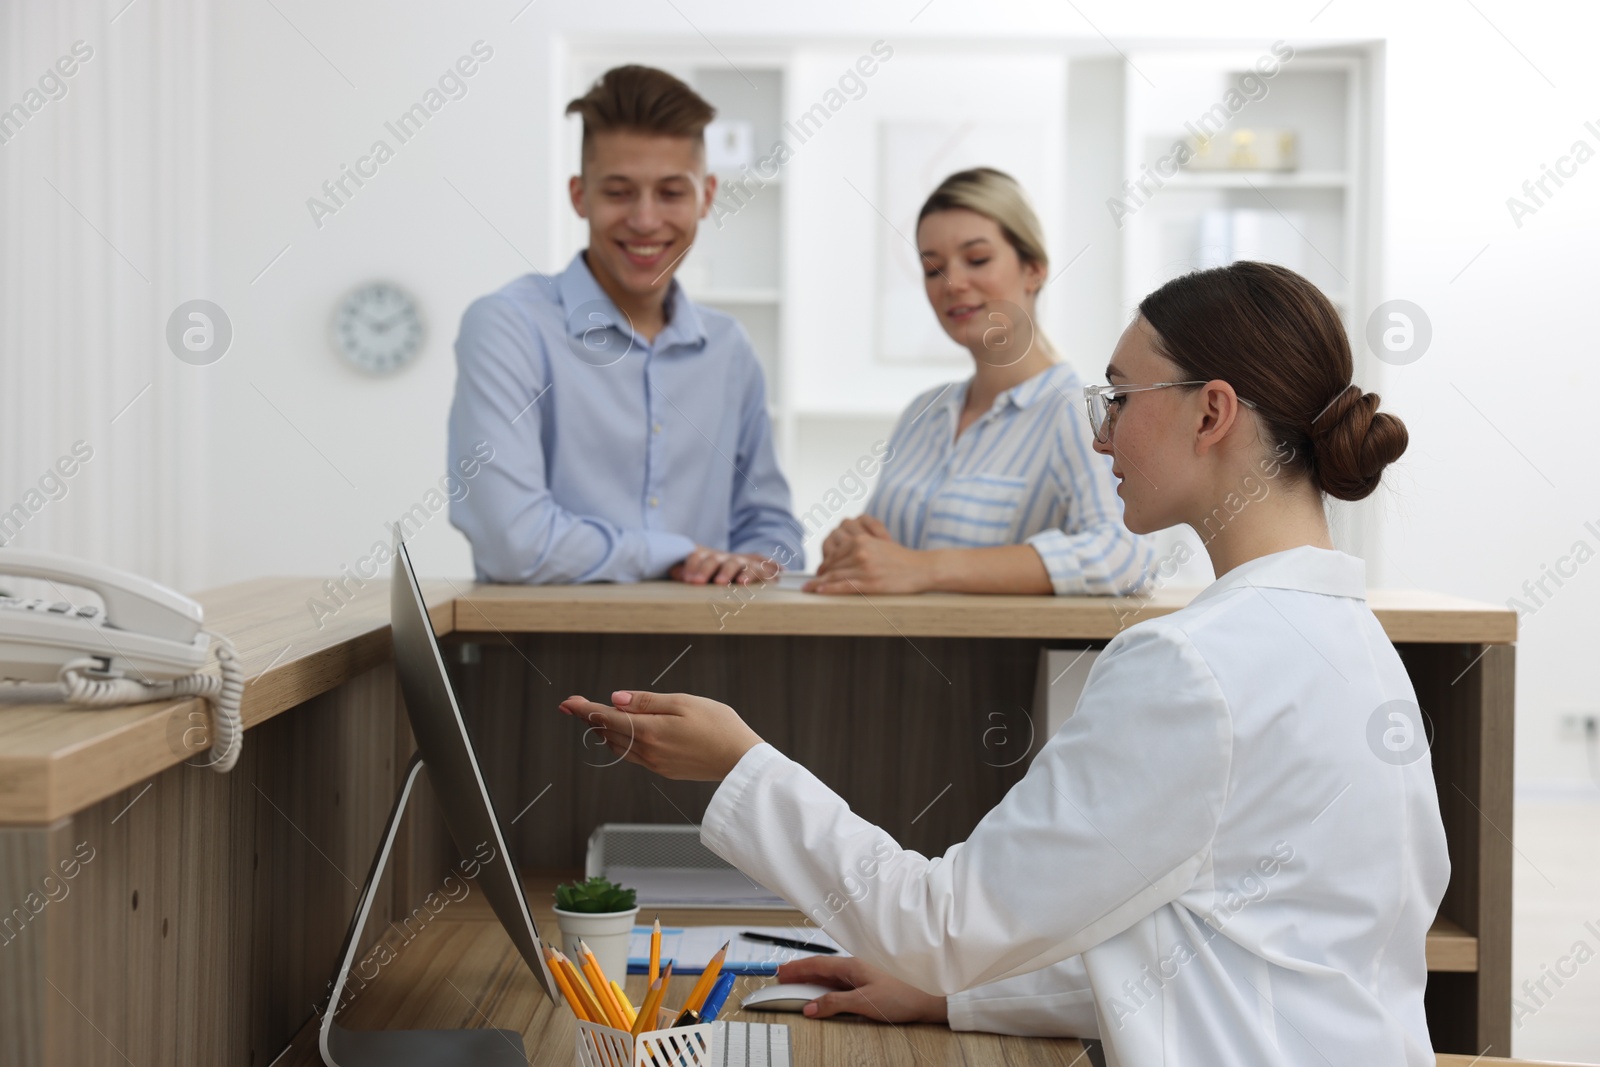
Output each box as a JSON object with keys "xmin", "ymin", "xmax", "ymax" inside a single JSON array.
[
  {"xmin": 444, "ymin": 580, "xmax": 1515, "ymax": 1058},
  {"xmin": 0, "ymin": 578, "xmax": 1515, "ymax": 1065},
  {"xmin": 264, "ymin": 872, "xmax": 1092, "ymax": 1066}
]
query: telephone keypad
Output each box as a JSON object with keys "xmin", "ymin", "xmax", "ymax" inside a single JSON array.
[{"xmin": 0, "ymin": 596, "xmax": 102, "ymax": 622}]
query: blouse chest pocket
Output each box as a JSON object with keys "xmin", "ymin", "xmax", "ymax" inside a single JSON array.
[{"xmin": 920, "ymin": 473, "xmax": 1029, "ymax": 549}]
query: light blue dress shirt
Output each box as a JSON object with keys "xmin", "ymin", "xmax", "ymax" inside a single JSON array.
[
  {"xmin": 866, "ymin": 363, "xmax": 1155, "ymax": 595},
  {"xmin": 447, "ymin": 252, "xmax": 803, "ymax": 583}
]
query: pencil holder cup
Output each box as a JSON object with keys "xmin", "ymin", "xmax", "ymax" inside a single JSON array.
[{"xmin": 574, "ymin": 1008, "xmax": 715, "ymax": 1067}]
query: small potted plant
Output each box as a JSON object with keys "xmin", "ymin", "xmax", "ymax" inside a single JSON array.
[{"xmin": 552, "ymin": 875, "xmax": 640, "ymax": 983}]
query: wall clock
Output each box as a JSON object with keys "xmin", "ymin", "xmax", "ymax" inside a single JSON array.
[{"xmin": 332, "ymin": 281, "xmax": 424, "ymax": 374}]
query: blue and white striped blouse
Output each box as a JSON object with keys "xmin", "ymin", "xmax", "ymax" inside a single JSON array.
[{"xmin": 865, "ymin": 363, "xmax": 1155, "ymax": 596}]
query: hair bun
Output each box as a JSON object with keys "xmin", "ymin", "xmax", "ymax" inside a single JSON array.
[{"xmin": 1308, "ymin": 385, "xmax": 1408, "ymax": 501}]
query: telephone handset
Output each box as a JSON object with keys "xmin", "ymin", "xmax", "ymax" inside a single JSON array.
[{"xmin": 0, "ymin": 550, "xmax": 243, "ymax": 772}]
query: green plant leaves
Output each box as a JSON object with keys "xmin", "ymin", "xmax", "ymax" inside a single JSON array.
[{"xmin": 554, "ymin": 875, "xmax": 638, "ymax": 914}]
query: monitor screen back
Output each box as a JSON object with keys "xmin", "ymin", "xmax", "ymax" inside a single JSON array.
[{"xmin": 390, "ymin": 543, "xmax": 555, "ymax": 1002}]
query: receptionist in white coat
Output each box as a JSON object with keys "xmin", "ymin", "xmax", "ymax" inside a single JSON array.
[{"xmin": 560, "ymin": 261, "xmax": 1451, "ymax": 1066}]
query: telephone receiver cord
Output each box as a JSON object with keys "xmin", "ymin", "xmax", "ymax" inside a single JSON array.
[{"xmin": 57, "ymin": 630, "xmax": 243, "ymax": 772}]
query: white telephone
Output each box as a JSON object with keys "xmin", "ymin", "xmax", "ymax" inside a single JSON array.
[{"xmin": 0, "ymin": 550, "xmax": 243, "ymax": 772}]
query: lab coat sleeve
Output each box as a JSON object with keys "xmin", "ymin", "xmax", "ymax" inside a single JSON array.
[
  {"xmin": 700, "ymin": 622, "xmax": 1230, "ymax": 997},
  {"xmin": 946, "ymin": 955, "xmax": 1100, "ymax": 1038}
]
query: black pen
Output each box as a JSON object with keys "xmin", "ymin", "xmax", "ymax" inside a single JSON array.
[{"xmin": 740, "ymin": 930, "xmax": 837, "ymax": 955}]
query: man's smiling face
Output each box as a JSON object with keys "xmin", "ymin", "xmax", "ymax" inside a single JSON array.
[{"xmin": 569, "ymin": 129, "xmax": 716, "ymax": 305}]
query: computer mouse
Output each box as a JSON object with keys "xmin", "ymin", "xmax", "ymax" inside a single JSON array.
[{"xmin": 739, "ymin": 982, "xmax": 836, "ymax": 1013}]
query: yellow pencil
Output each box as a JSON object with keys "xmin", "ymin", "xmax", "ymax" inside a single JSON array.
[
  {"xmin": 584, "ymin": 943, "xmax": 632, "ymax": 1031},
  {"xmin": 682, "ymin": 941, "xmax": 728, "ymax": 1014},
  {"xmin": 632, "ymin": 961, "xmax": 672, "ymax": 1036},
  {"xmin": 579, "ymin": 941, "xmax": 629, "ymax": 1031},
  {"xmin": 612, "ymin": 978, "xmax": 637, "ymax": 1016},
  {"xmin": 544, "ymin": 945, "xmax": 591, "ymax": 1022},
  {"xmin": 556, "ymin": 948, "xmax": 621, "ymax": 1067},
  {"xmin": 649, "ymin": 916, "xmax": 662, "ymax": 985},
  {"xmin": 609, "ymin": 979, "xmax": 637, "ymax": 1027},
  {"xmin": 630, "ymin": 975, "xmax": 661, "ymax": 1038},
  {"xmin": 557, "ymin": 951, "xmax": 607, "ymax": 1025},
  {"xmin": 576, "ymin": 946, "xmax": 628, "ymax": 1031}
]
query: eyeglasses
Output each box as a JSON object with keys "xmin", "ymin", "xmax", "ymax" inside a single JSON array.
[{"xmin": 1083, "ymin": 381, "xmax": 1255, "ymax": 442}]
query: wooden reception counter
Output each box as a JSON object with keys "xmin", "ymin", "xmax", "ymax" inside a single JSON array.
[{"xmin": 0, "ymin": 577, "xmax": 1515, "ymax": 1064}]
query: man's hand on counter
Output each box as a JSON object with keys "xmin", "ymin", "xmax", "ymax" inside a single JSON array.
[{"xmin": 670, "ymin": 546, "xmax": 781, "ymax": 586}]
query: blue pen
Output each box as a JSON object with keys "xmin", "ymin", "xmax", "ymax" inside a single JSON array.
[{"xmin": 699, "ymin": 972, "xmax": 737, "ymax": 1022}]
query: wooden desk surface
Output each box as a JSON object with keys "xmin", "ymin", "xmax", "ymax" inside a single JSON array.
[
  {"xmin": 0, "ymin": 578, "xmax": 454, "ymax": 824},
  {"xmin": 0, "ymin": 576, "xmax": 1514, "ymax": 824},
  {"xmin": 260, "ymin": 872, "xmax": 1490, "ymax": 1067},
  {"xmin": 451, "ymin": 579, "xmax": 1517, "ymax": 644},
  {"xmin": 270, "ymin": 872, "xmax": 1093, "ymax": 1066}
]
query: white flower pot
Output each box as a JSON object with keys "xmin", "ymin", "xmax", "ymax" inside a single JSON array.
[{"xmin": 552, "ymin": 905, "xmax": 640, "ymax": 986}]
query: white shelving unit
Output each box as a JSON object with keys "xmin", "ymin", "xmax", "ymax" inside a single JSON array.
[
  {"xmin": 554, "ymin": 41, "xmax": 1380, "ymax": 564},
  {"xmin": 1158, "ymin": 170, "xmax": 1350, "ymax": 189},
  {"xmin": 1117, "ymin": 47, "xmax": 1378, "ymax": 576},
  {"xmin": 691, "ymin": 289, "xmax": 783, "ymax": 304},
  {"xmin": 1120, "ymin": 51, "xmax": 1369, "ymax": 317}
]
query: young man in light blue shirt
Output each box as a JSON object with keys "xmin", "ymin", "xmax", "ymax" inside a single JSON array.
[{"xmin": 448, "ymin": 66, "xmax": 803, "ymax": 585}]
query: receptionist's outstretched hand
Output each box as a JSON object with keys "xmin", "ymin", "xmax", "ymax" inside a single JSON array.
[{"xmin": 556, "ymin": 691, "xmax": 763, "ymax": 781}]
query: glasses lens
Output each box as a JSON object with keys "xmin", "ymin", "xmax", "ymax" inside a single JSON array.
[{"xmin": 1087, "ymin": 392, "xmax": 1108, "ymax": 440}]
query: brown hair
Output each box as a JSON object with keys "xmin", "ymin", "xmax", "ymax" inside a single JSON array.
[
  {"xmin": 565, "ymin": 66, "xmax": 715, "ymax": 163},
  {"xmin": 1137, "ymin": 261, "xmax": 1407, "ymax": 502},
  {"xmin": 917, "ymin": 167, "xmax": 1049, "ymax": 272}
]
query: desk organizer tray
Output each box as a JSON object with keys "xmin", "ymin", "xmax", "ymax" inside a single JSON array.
[{"xmin": 574, "ymin": 1008, "xmax": 715, "ymax": 1067}]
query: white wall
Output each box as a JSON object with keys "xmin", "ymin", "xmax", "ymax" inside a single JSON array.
[
  {"xmin": 1, "ymin": 0, "xmax": 210, "ymax": 584},
  {"xmin": 204, "ymin": 3, "xmax": 561, "ymax": 600},
  {"xmin": 7, "ymin": 0, "xmax": 1597, "ymax": 787}
]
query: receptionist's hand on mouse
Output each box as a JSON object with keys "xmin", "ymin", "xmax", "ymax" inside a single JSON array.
[
  {"xmin": 557, "ymin": 690, "xmax": 763, "ymax": 781},
  {"xmin": 776, "ymin": 956, "xmax": 948, "ymax": 1024}
]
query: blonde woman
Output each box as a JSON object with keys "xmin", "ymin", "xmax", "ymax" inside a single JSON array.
[{"xmin": 806, "ymin": 168, "xmax": 1154, "ymax": 595}]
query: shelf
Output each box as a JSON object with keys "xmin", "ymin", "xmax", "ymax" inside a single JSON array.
[
  {"xmin": 1159, "ymin": 170, "xmax": 1348, "ymax": 190},
  {"xmin": 793, "ymin": 408, "xmax": 905, "ymax": 421},
  {"xmin": 1426, "ymin": 915, "xmax": 1479, "ymax": 972},
  {"xmin": 713, "ymin": 169, "xmax": 783, "ymax": 185},
  {"xmin": 691, "ymin": 289, "xmax": 782, "ymax": 305}
]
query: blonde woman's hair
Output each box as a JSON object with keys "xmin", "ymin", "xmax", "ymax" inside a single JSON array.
[{"xmin": 917, "ymin": 167, "xmax": 1049, "ymax": 273}]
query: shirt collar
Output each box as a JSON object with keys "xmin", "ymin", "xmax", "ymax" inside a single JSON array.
[
  {"xmin": 1009, "ymin": 363, "xmax": 1074, "ymax": 410},
  {"xmin": 556, "ymin": 251, "xmax": 706, "ymax": 351},
  {"xmin": 945, "ymin": 363, "xmax": 1074, "ymax": 424},
  {"xmin": 1190, "ymin": 545, "xmax": 1368, "ymax": 608}
]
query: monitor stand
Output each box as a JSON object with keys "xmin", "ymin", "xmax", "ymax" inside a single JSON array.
[{"xmin": 318, "ymin": 754, "xmax": 528, "ymax": 1066}]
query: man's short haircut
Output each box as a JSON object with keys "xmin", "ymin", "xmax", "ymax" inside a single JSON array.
[{"xmin": 565, "ymin": 65, "xmax": 716, "ymax": 166}]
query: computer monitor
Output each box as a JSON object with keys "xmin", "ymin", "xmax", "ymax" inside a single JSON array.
[
  {"xmin": 388, "ymin": 540, "xmax": 556, "ymax": 1001},
  {"xmin": 318, "ymin": 542, "xmax": 555, "ymax": 1066}
]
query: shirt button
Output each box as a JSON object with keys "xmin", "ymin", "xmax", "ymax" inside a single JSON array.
[
  {"xmin": 649, "ymin": 496, "xmax": 660, "ymax": 508},
  {"xmin": 653, "ymin": 423, "xmax": 662, "ymax": 434}
]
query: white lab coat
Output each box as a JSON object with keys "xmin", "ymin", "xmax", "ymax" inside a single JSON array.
[{"xmin": 700, "ymin": 547, "xmax": 1450, "ymax": 1066}]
